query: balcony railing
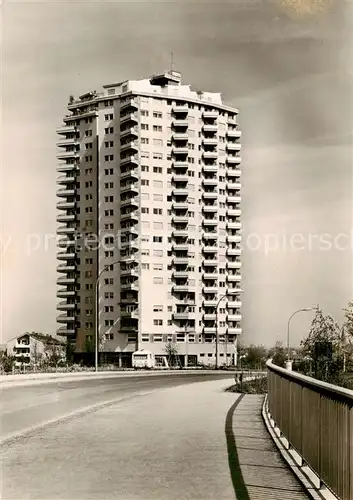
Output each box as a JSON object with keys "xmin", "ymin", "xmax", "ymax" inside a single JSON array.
[{"xmin": 266, "ymin": 360, "xmax": 353, "ymax": 500}]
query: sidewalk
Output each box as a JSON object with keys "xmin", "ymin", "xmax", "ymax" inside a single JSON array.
[{"xmin": 229, "ymin": 394, "xmax": 310, "ymax": 499}]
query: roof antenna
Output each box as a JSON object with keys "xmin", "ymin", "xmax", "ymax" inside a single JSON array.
[{"xmin": 170, "ymin": 51, "xmax": 174, "ymax": 72}]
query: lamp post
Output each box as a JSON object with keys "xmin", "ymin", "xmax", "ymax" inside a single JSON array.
[
  {"xmin": 94, "ymin": 260, "xmax": 121, "ymax": 372},
  {"xmin": 287, "ymin": 305, "xmax": 318, "ymax": 371},
  {"xmin": 215, "ymin": 289, "xmax": 244, "ymax": 370}
]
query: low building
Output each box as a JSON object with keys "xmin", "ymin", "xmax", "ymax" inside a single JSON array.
[{"xmin": 6, "ymin": 333, "xmax": 65, "ymax": 367}]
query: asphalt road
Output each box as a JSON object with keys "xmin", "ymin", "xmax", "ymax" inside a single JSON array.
[
  {"xmin": 0, "ymin": 373, "xmax": 234, "ymax": 443},
  {"xmin": 1, "ymin": 375, "xmax": 238, "ymax": 500}
]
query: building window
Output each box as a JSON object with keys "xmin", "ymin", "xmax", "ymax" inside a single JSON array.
[
  {"xmin": 153, "ymin": 305, "xmax": 163, "ymax": 312},
  {"xmin": 153, "ymin": 276, "xmax": 163, "ymax": 283},
  {"xmin": 153, "ymin": 222, "xmax": 163, "ymax": 230},
  {"xmin": 141, "ymin": 123, "xmax": 149, "ymax": 130},
  {"xmin": 153, "ymin": 139, "xmax": 163, "ymax": 146},
  {"xmin": 153, "ymin": 111, "xmax": 162, "ymax": 118},
  {"xmin": 141, "ymin": 137, "xmax": 149, "ymax": 144},
  {"xmin": 153, "ymin": 208, "xmax": 162, "ymax": 215},
  {"xmin": 153, "ymin": 166, "xmax": 163, "ymax": 174},
  {"xmin": 153, "ymin": 263, "xmax": 163, "ymax": 270},
  {"xmin": 153, "ymin": 250, "xmax": 163, "ymax": 257},
  {"xmin": 141, "ymin": 179, "xmax": 149, "ymax": 186},
  {"xmin": 153, "ymin": 180, "xmax": 163, "ymax": 188},
  {"xmin": 141, "ymin": 207, "xmax": 149, "ymax": 213},
  {"xmin": 153, "ymin": 236, "xmax": 162, "ymax": 243},
  {"xmin": 141, "ymin": 110, "xmax": 149, "ymax": 116},
  {"xmin": 105, "ymin": 155, "xmax": 114, "ymax": 161},
  {"xmin": 153, "ymin": 319, "xmax": 163, "ymax": 325},
  {"xmin": 142, "ymin": 263, "xmax": 150, "ymax": 270},
  {"xmin": 141, "ymin": 165, "xmax": 149, "ymax": 172},
  {"xmin": 153, "ymin": 153, "xmax": 163, "ymax": 160}
]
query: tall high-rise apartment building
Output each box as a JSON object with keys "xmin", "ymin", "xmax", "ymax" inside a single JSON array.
[{"xmin": 56, "ymin": 70, "xmax": 242, "ymax": 367}]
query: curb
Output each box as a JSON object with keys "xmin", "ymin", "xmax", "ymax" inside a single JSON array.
[{"xmin": 261, "ymin": 395, "xmax": 338, "ymax": 500}]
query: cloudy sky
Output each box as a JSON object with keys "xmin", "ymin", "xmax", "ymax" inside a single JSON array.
[{"xmin": 1, "ymin": 0, "xmax": 352, "ymax": 346}]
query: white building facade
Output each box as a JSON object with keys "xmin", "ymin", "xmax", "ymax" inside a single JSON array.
[{"xmin": 56, "ymin": 71, "xmax": 242, "ymax": 367}]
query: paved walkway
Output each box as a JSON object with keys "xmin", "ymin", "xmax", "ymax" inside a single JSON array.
[{"xmin": 228, "ymin": 394, "xmax": 310, "ymax": 499}]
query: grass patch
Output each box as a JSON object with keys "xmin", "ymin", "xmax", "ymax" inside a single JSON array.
[{"xmin": 226, "ymin": 376, "xmax": 268, "ymax": 394}]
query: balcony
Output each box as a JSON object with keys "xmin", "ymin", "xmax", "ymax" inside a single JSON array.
[
  {"xmin": 226, "ymin": 129, "xmax": 242, "ymax": 138},
  {"xmin": 120, "ymin": 196, "xmax": 139, "ymax": 208},
  {"xmin": 202, "ymin": 204, "xmax": 218, "ymax": 213},
  {"xmin": 202, "ymin": 178, "xmax": 217, "ymax": 187},
  {"xmin": 56, "ymin": 125, "xmax": 77, "ymax": 135},
  {"xmin": 202, "ymin": 219, "xmax": 218, "ymax": 227},
  {"xmin": 227, "ymin": 314, "xmax": 242, "ymax": 322},
  {"xmin": 227, "ymin": 235, "xmax": 242, "ymax": 244},
  {"xmin": 226, "ymin": 288, "xmax": 243, "ymax": 296},
  {"xmin": 172, "ymin": 257, "xmax": 189, "ymax": 265},
  {"xmin": 57, "ymin": 264, "xmax": 76, "ymax": 273},
  {"xmin": 57, "ymin": 137, "xmax": 78, "ymax": 148},
  {"xmin": 226, "ymin": 327, "xmax": 242, "ymax": 335},
  {"xmin": 120, "ymin": 141, "xmax": 138, "ymax": 154},
  {"xmin": 227, "ymin": 222, "xmax": 242, "ymax": 230},
  {"xmin": 202, "ymin": 233, "xmax": 218, "ymax": 240},
  {"xmin": 203, "ymin": 327, "xmax": 216, "ymax": 334},
  {"xmin": 57, "ymin": 251, "xmax": 76, "ymax": 261},
  {"xmin": 173, "ymin": 161, "xmax": 189, "ymax": 170},
  {"xmin": 120, "ymin": 268, "xmax": 139, "ymax": 278},
  {"xmin": 57, "ymin": 289, "xmax": 76, "ymax": 298},
  {"xmin": 172, "ymin": 147, "xmax": 189, "ymax": 156},
  {"xmin": 202, "ymin": 246, "xmax": 218, "ymax": 254},
  {"xmin": 56, "ymin": 201, "xmax": 75, "ymax": 210},
  {"xmin": 120, "ymin": 98, "xmax": 138, "ymax": 111},
  {"xmin": 227, "ymin": 300, "xmax": 242, "ymax": 308},
  {"xmin": 57, "ymin": 226, "xmax": 76, "ymax": 235},
  {"xmin": 120, "ymin": 155, "xmax": 138, "ymax": 167},
  {"xmin": 202, "ymin": 192, "xmax": 218, "ymax": 200},
  {"xmin": 202, "ymin": 272, "xmax": 218, "ymax": 280},
  {"xmin": 120, "ymin": 183, "xmax": 138, "ymax": 195},
  {"xmin": 226, "ymin": 155, "xmax": 241, "ymax": 165},
  {"xmin": 227, "ymin": 247, "xmax": 242, "ymax": 256},
  {"xmin": 120, "ymin": 282, "xmax": 139, "ymax": 291},
  {"xmin": 203, "ymin": 300, "xmax": 217, "ymax": 307},
  {"xmin": 120, "ymin": 113, "xmax": 139, "ymax": 126},
  {"xmin": 202, "ymin": 259, "xmax": 218, "ymax": 267},
  {"xmin": 203, "ymin": 111, "xmax": 218, "ymax": 119},
  {"xmin": 227, "ymin": 274, "xmax": 241, "ymax": 282},
  {"xmin": 57, "ymin": 163, "xmax": 78, "ymax": 174},
  {"xmin": 120, "ymin": 309, "xmax": 139, "ymax": 319},
  {"xmin": 203, "ymin": 313, "xmax": 216, "ymax": 321},
  {"xmin": 172, "ymin": 174, "xmax": 188, "ymax": 183},
  {"xmin": 172, "ymin": 229, "xmax": 188, "ymax": 238},
  {"xmin": 120, "ymin": 210, "xmax": 138, "ymax": 222},
  {"xmin": 120, "ymin": 169, "xmax": 138, "ymax": 181},
  {"xmin": 173, "ymin": 243, "xmax": 189, "ymax": 252},
  {"xmin": 202, "ymin": 164, "xmax": 218, "ymax": 173},
  {"xmin": 57, "ymin": 276, "xmax": 76, "ymax": 285},
  {"xmin": 172, "ymin": 285, "xmax": 192, "ymax": 293},
  {"xmin": 56, "ymin": 150, "xmax": 79, "ymax": 160},
  {"xmin": 173, "ymin": 271, "xmax": 189, "ymax": 279},
  {"xmin": 227, "ymin": 143, "xmax": 241, "ymax": 152},
  {"xmin": 172, "ymin": 202, "xmax": 188, "ymax": 210},
  {"xmin": 227, "ymin": 181, "xmax": 241, "ymax": 190},
  {"xmin": 57, "ymin": 176, "xmax": 76, "ymax": 185},
  {"xmin": 120, "ymin": 126, "xmax": 138, "ymax": 138},
  {"xmin": 56, "ymin": 214, "xmax": 75, "ymax": 224},
  {"xmin": 57, "ymin": 314, "xmax": 75, "ymax": 323},
  {"xmin": 173, "ymin": 133, "xmax": 189, "ymax": 141},
  {"xmin": 227, "ymin": 261, "xmax": 241, "ymax": 269},
  {"xmin": 172, "ymin": 188, "xmax": 189, "ymax": 197},
  {"xmin": 203, "ymin": 286, "xmax": 218, "ymax": 294},
  {"xmin": 57, "ymin": 188, "xmax": 76, "ymax": 198},
  {"xmin": 172, "ymin": 215, "xmax": 188, "ymax": 224},
  {"xmin": 227, "ymin": 196, "xmax": 242, "ymax": 204},
  {"xmin": 172, "ymin": 120, "xmax": 188, "ymax": 128},
  {"xmin": 57, "ymin": 301, "xmax": 75, "ymax": 311},
  {"xmin": 173, "ymin": 105, "xmax": 189, "ymax": 114},
  {"xmin": 120, "ymin": 324, "xmax": 138, "ymax": 333},
  {"xmin": 202, "ymin": 151, "xmax": 218, "ymax": 160},
  {"xmin": 202, "ymin": 124, "xmax": 218, "ymax": 133},
  {"xmin": 227, "ymin": 169, "xmax": 241, "ymax": 178},
  {"xmin": 57, "ymin": 327, "xmax": 76, "ymax": 336},
  {"xmin": 173, "ymin": 312, "xmax": 192, "ymax": 320},
  {"xmin": 202, "ymin": 138, "xmax": 218, "ymax": 146},
  {"xmin": 227, "ymin": 208, "xmax": 241, "ymax": 217}
]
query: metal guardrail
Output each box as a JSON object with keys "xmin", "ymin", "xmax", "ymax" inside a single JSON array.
[{"xmin": 266, "ymin": 360, "xmax": 353, "ymax": 500}]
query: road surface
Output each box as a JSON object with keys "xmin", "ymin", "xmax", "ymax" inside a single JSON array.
[{"xmin": 1, "ymin": 375, "xmax": 238, "ymax": 500}]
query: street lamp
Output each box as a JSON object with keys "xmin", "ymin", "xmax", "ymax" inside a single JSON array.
[
  {"xmin": 94, "ymin": 260, "xmax": 121, "ymax": 372},
  {"xmin": 287, "ymin": 305, "xmax": 318, "ymax": 371},
  {"xmin": 215, "ymin": 289, "xmax": 244, "ymax": 370}
]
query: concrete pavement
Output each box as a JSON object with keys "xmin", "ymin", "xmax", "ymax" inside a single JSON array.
[{"xmin": 1, "ymin": 378, "xmax": 311, "ymax": 500}]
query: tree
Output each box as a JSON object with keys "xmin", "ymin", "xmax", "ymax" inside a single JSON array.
[
  {"xmin": 242, "ymin": 344, "xmax": 268, "ymax": 369},
  {"xmin": 268, "ymin": 341, "xmax": 286, "ymax": 368},
  {"xmin": 164, "ymin": 341, "xmax": 179, "ymax": 368},
  {"xmin": 0, "ymin": 351, "xmax": 16, "ymax": 373},
  {"xmin": 84, "ymin": 336, "xmax": 94, "ymax": 353},
  {"xmin": 301, "ymin": 308, "xmax": 342, "ymax": 382},
  {"xmin": 343, "ymin": 300, "xmax": 353, "ymax": 345}
]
